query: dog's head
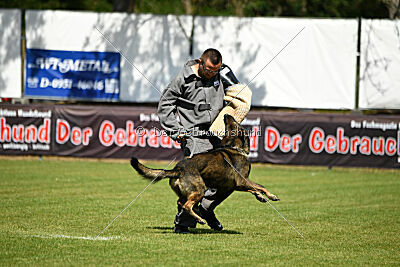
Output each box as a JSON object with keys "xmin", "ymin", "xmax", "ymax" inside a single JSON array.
[{"xmin": 221, "ymin": 114, "xmax": 250, "ymax": 154}]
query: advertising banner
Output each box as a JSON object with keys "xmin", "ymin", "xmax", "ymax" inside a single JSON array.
[
  {"xmin": 52, "ymin": 105, "xmax": 181, "ymax": 160},
  {"xmin": 0, "ymin": 104, "xmax": 53, "ymax": 155},
  {"xmin": 245, "ymin": 112, "xmax": 400, "ymax": 168},
  {"xmin": 1, "ymin": 104, "xmax": 399, "ymax": 168},
  {"xmin": 25, "ymin": 49, "xmax": 120, "ymax": 100}
]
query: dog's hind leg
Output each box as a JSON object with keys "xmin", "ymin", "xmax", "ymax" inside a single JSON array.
[{"xmin": 182, "ymin": 192, "xmax": 206, "ymax": 225}]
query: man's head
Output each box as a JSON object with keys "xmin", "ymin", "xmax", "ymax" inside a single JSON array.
[{"xmin": 198, "ymin": 48, "xmax": 222, "ymax": 79}]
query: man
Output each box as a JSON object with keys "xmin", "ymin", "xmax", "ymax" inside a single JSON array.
[{"xmin": 158, "ymin": 48, "xmax": 242, "ymax": 234}]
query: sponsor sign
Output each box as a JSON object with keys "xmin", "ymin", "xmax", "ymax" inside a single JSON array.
[
  {"xmin": 52, "ymin": 105, "xmax": 181, "ymax": 160},
  {"xmin": 1, "ymin": 104, "xmax": 399, "ymax": 168},
  {"xmin": 25, "ymin": 49, "xmax": 120, "ymax": 100},
  {"xmin": 244, "ymin": 112, "xmax": 400, "ymax": 168},
  {"xmin": 0, "ymin": 105, "xmax": 52, "ymax": 155}
]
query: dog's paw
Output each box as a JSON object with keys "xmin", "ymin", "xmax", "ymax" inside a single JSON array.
[
  {"xmin": 269, "ymin": 194, "xmax": 280, "ymax": 201},
  {"xmin": 254, "ymin": 193, "xmax": 268, "ymax": 203}
]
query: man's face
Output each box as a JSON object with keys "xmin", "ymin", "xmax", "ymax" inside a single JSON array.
[{"xmin": 198, "ymin": 58, "xmax": 222, "ymax": 80}]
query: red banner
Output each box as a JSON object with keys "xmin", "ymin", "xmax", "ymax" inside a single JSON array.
[{"xmin": 1, "ymin": 103, "xmax": 399, "ymax": 168}]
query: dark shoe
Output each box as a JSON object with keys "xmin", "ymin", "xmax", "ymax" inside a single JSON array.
[
  {"xmin": 198, "ymin": 206, "xmax": 223, "ymax": 231},
  {"xmin": 174, "ymin": 225, "xmax": 190, "ymax": 234}
]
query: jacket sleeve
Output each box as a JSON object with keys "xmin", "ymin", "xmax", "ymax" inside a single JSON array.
[{"xmin": 157, "ymin": 76, "xmax": 185, "ymax": 140}]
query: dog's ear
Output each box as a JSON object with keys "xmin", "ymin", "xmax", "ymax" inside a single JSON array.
[{"xmin": 224, "ymin": 114, "xmax": 239, "ymax": 135}]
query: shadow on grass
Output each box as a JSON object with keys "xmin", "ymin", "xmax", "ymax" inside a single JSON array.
[{"xmin": 148, "ymin": 226, "xmax": 243, "ymax": 235}]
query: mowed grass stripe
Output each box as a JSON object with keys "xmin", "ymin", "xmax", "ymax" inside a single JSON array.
[{"xmin": 0, "ymin": 157, "xmax": 399, "ymax": 265}]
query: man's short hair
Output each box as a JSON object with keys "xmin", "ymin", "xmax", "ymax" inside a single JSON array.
[{"xmin": 201, "ymin": 48, "xmax": 222, "ymax": 65}]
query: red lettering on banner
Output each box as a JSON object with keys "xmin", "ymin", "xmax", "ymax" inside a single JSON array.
[
  {"xmin": 360, "ymin": 137, "xmax": 371, "ymax": 155},
  {"xmin": 350, "ymin": 136, "xmax": 361, "ymax": 155},
  {"xmin": 115, "ymin": 128, "xmax": 126, "ymax": 147},
  {"xmin": 308, "ymin": 128, "xmax": 399, "ymax": 157},
  {"xmin": 25, "ymin": 125, "xmax": 37, "ymax": 143},
  {"xmin": 99, "ymin": 120, "xmax": 114, "ymax": 147},
  {"xmin": 160, "ymin": 132, "xmax": 172, "ymax": 148},
  {"xmin": 372, "ymin": 137, "xmax": 384, "ymax": 156},
  {"xmin": 337, "ymin": 128, "xmax": 349, "ymax": 154},
  {"xmin": 398, "ymin": 131, "xmax": 400, "ymax": 156},
  {"xmin": 71, "ymin": 127, "xmax": 82, "ymax": 146},
  {"xmin": 12, "ymin": 124, "xmax": 24, "ymax": 142},
  {"xmin": 386, "ymin": 138, "xmax": 396, "ymax": 156},
  {"xmin": 279, "ymin": 134, "xmax": 291, "ymax": 153},
  {"xmin": 56, "ymin": 119, "xmax": 93, "ymax": 146},
  {"xmin": 96, "ymin": 120, "xmax": 179, "ymax": 149},
  {"xmin": 325, "ymin": 135, "xmax": 336, "ymax": 154},
  {"xmin": 264, "ymin": 127, "xmax": 303, "ymax": 153},
  {"xmin": 309, "ymin": 127, "xmax": 324, "ymax": 153},
  {"xmin": 138, "ymin": 128, "xmax": 148, "ymax": 147},
  {"xmin": 148, "ymin": 129, "xmax": 160, "ymax": 148},
  {"xmin": 292, "ymin": 134, "xmax": 302, "ymax": 153},
  {"xmin": 2, "ymin": 117, "xmax": 50, "ymax": 144},
  {"xmin": 126, "ymin": 121, "xmax": 138, "ymax": 146},
  {"xmin": 38, "ymin": 119, "xmax": 50, "ymax": 144},
  {"xmin": 82, "ymin": 128, "xmax": 93, "ymax": 146},
  {"xmin": 250, "ymin": 126, "xmax": 259, "ymax": 151},
  {"xmin": 0, "ymin": 117, "xmax": 11, "ymax": 142},
  {"xmin": 56, "ymin": 119, "xmax": 70, "ymax": 144},
  {"xmin": 265, "ymin": 127, "xmax": 279, "ymax": 152}
]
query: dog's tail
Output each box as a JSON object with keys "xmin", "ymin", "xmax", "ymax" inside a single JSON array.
[{"xmin": 130, "ymin": 157, "xmax": 179, "ymax": 182}]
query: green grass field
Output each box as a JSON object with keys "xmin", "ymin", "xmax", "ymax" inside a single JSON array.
[{"xmin": 0, "ymin": 157, "xmax": 399, "ymax": 266}]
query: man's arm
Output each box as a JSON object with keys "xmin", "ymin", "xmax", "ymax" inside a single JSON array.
[{"xmin": 157, "ymin": 77, "xmax": 185, "ymax": 140}]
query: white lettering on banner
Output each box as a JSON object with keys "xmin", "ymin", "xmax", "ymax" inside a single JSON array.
[
  {"xmin": 242, "ymin": 118, "xmax": 261, "ymax": 126},
  {"xmin": 0, "ymin": 117, "xmax": 50, "ymax": 144},
  {"xmin": 350, "ymin": 120, "xmax": 398, "ymax": 131},
  {"xmin": 2, "ymin": 143, "xmax": 29, "ymax": 151},
  {"xmin": 29, "ymin": 58, "xmax": 118, "ymax": 74},
  {"xmin": 308, "ymin": 127, "xmax": 400, "ymax": 156},
  {"xmin": 37, "ymin": 77, "xmax": 119, "ymax": 93},
  {"xmin": 17, "ymin": 109, "xmax": 52, "ymax": 118},
  {"xmin": 98, "ymin": 120, "xmax": 180, "ymax": 149},
  {"xmin": 140, "ymin": 113, "xmax": 159, "ymax": 122},
  {"xmin": 32, "ymin": 144, "xmax": 50, "ymax": 150},
  {"xmin": 0, "ymin": 109, "xmax": 17, "ymax": 117},
  {"xmin": 40, "ymin": 77, "xmax": 72, "ymax": 90},
  {"xmin": 105, "ymin": 79, "xmax": 119, "ymax": 93}
]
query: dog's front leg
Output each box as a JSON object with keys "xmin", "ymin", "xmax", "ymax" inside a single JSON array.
[
  {"xmin": 250, "ymin": 190, "xmax": 268, "ymax": 202},
  {"xmin": 237, "ymin": 180, "xmax": 280, "ymax": 201},
  {"xmin": 182, "ymin": 192, "xmax": 206, "ymax": 225}
]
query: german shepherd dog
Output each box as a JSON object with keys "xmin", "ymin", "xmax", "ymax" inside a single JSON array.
[{"xmin": 130, "ymin": 114, "xmax": 279, "ymax": 225}]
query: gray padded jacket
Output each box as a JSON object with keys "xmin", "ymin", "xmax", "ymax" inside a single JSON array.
[{"xmin": 158, "ymin": 59, "xmax": 227, "ymax": 140}]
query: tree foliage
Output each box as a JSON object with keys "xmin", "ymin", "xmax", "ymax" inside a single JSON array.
[{"xmin": 0, "ymin": 0, "xmax": 394, "ymax": 18}]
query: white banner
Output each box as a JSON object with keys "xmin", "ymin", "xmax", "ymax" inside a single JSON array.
[
  {"xmin": 359, "ymin": 19, "xmax": 400, "ymax": 109},
  {"xmin": 25, "ymin": 10, "xmax": 192, "ymax": 102},
  {"xmin": 0, "ymin": 9, "xmax": 21, "ymax": 98},
  {"xmin": 194, "ymin": 17, "xmax": 358, "ymax": 109}
]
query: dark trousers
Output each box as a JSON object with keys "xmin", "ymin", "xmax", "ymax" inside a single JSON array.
[{"xmin": 175, "ymin": 188, "xmax": 233, "ymax": 227}]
